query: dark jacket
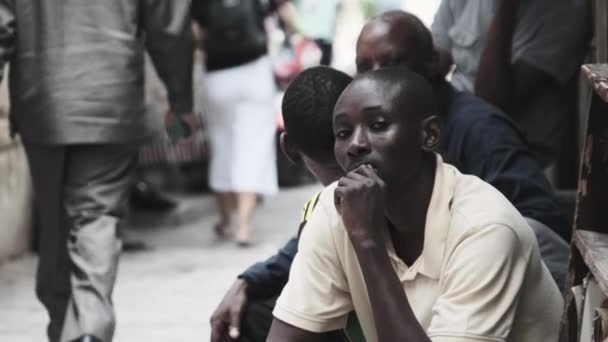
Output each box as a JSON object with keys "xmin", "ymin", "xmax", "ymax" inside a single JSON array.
[{"xmin": 0, "ymin": 0, "xmax": 193, "ymax": 144}]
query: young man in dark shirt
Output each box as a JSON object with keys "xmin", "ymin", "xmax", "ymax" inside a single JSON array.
[{"xmin": 211, "ymin": 10, "xmax": 569, "ymax": 342}]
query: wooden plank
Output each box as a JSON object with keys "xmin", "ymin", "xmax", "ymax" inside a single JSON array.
[
  {"xmin": 574, "ymin": 230, "xmax": 608, "ymax": 296},
  {"xmin": 572, "ymin": 92, "xmax": 608, "ymax": 233},
  {"xmin": 581, "ymin": 64, "xmax": 608, "ymax": 103}
]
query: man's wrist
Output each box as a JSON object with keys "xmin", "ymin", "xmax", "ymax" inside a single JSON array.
[
  {"xmin": 350, "ymin": 230, "xmax": 388, "ymax": 259},
  {"xmin": 235, "ymin": 276, "xmax": 251, "ymax": 294},
  {"xmin": 348, "ymin": 219, "xmax": 386, "ymax": 251},
  {"xmin": 235, "ymin": 277, "xmax": 249, "ymax": 290},
  {"xmin": 352, "ymin": 240, "xmax": 393, "ymax": 276}
]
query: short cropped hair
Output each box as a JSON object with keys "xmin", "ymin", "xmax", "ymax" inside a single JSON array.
[
  {"xmin": 354, "ymin": 66, "xmax": 438, "ymax": 122},
  {"xmin": 282, "ymin": 66, "xmax": 353, "ymax": 161}
]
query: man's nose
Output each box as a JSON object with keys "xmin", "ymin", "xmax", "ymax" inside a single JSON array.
[
  {"xmin": 371, "ymin": 62, "xmax": 381, "ymax": 71},
  {"xmin": 347, "ymin": 129, "xmax": 371, "ymax": 157}
]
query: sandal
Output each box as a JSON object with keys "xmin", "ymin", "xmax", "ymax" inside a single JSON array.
[
  {"xmin": 235, "ymin": 228, "xmax": 253, "ymax": 247},
  {"xmin": 214, "ymin": 221, "xmax": 232, "ymax": 239}
]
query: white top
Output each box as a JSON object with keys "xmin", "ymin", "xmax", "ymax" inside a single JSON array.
[{"xmin": 274, "ymin": 156, "xmax": 563, "ymax": 342}]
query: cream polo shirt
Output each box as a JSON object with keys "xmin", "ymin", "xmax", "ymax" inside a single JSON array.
[{"xmin": 274, "ymin": 156, "xmax": 563, "ymax": 342}]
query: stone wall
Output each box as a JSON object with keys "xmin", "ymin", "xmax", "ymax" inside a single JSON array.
[{"xmin": 0, "ymin": 68, "xmax": 33, "ymax": 261}]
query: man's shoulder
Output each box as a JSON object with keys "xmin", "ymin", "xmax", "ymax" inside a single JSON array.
[
  {"xmin": 300, "ymin": 191, "xmax": 323, "ymax": 222},
  {"xmin": 445, "ymin": 90, "xmax": 527, "ymax": 143},
  {"xmin": 298, "ymin": 182, "xmax": 343, "ymax": 236},
  {"xmin": 446, "ymin": 165, "xmax": 536, "ymax": 246},
  {"xmin": 447, "ymin": 90, "xmax": 505, "ymax": 121}
]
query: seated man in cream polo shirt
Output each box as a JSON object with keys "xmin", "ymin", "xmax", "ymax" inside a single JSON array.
[{"xmin": 266, "ymin": 67, "xmax": 563, "ymax": 342}]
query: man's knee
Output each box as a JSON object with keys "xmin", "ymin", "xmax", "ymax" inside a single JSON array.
[{"xmin": 526, "ymin": 217, "xmax": 569, "ymax": 289}]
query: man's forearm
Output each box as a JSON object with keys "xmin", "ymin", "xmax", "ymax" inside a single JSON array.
[
  {"xmin": 354, "ymin": 242, "xmax": 430, "ymax": 342},
  {"xmin": 474, "ymin": 0, "xmax": 520, "ymax": 112},
  {"xmin": 147, "ymin": 36, "xmax": 194, "ymax": 114}
]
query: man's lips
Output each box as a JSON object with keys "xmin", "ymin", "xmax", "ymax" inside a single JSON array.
[{"xmin": 348, "ymin": 162, "xmax": 378, "ymax": 173}]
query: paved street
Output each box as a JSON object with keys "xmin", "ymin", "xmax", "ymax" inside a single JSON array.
[{"xmin": 0, "ymin": 183, "xmax": 322, "ymax": 342}]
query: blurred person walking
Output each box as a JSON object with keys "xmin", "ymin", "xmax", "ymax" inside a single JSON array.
[
  {"xmin": 192, "ymin": 0, "xmax": 279, "ymax": 246},
  {"xmin": 0, "ymin": 1, "xmax": 195, "ymax": 341},
  {"xmin": 277, "ymin": 0, "xmax": 342, "ymax": 66}
]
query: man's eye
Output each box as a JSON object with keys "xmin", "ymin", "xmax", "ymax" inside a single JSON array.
[
  {"xmin": 356, "ymin": 62, "xmax": 371, "ymax": 73},
  {"xmin": 335, "ymin": 129, "xmax": 351, "ymax": 139},
  {"xmin": 386, "ymin": 58, "xmax": 401, "ymax": 66},
  {"xmin": 370, "ymin": 122, "xmax": 388, "ymax": 131},
  {"xmin": 378, "ymin": 57, "xmax": 402, "ymax": 68}
]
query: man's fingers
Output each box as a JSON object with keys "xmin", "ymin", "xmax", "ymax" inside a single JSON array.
[
  {"xmin": 228, "ymin": 306, "xmax": 244, "ymax": 340},
  {"xmin": 335, "ymin": 177, "xmax": 358, "ymax": 215},
  {"xmin": 338, "ymin": 172, "xmax": 370, "ymax": 187},
  {"xmin": 352, "ymin": 164, "xmax": 377, "ymax": 178},
  {"xmin": 341, "ymin": 169, "xmax": 381, "ymax": 189},
  {"xmin": 229, "ymin": 326, "xmax": 240, "ymax": 340},
  {"xmin": 364, "ymin": 168, "xmax": 385, "ymax": 187},
  {"xmin": 351, "ymin": 165, "xmax": 385, "ymax": 187},
  {"xmin": 345, "ymin": 170, "xmax": 369, "ymax": 183},
  {"xmin": 210, "ymin": 319, "xmax": 227, "ymax": 342}
]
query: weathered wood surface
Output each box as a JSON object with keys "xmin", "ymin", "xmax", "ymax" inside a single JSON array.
[
  {"xmin": 574, "ymin": 230, "xmax": 608, "ymax": 297},
  {"xmin": 582, "ymin": 64, "xmax": 608, "ymax": 104}
]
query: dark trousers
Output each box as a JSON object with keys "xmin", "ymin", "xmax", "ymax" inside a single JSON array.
[
  {"xmin": 314, "ymin": 39, "xmax": 333, "ymax": 66},
  {"xmin": 25, "ymin": 144, "xmax": 138, "ymax": 342}
]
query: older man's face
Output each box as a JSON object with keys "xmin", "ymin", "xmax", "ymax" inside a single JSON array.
[{"xmin": 355, "ymin": 21, "xmax": 417, "ymax": 74}]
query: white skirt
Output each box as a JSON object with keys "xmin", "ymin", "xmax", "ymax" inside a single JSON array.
[{"xmin": 202, "ymin": 56, "xmax": 278, "ymax": 195}]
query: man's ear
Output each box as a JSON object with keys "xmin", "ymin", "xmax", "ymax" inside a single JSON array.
[
  {"xmin": 420, "ymin": 115, "xmax": 441, "ymax": 152},
  {"xmin": 280, "ymin": 132, "xmax": 302, "ymax": 165},
  {"xmin": 431, "ymin": 47, "xmax": 453, "ymax": 81}
]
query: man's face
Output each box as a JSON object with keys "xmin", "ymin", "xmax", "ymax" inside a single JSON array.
[
  {"xmin": 355, "ymin": 21, "xmax": 415, "ymax": 74},
  {"xmin": 333, "ymin": 79, "xmax": 423, "ymax": 186}
]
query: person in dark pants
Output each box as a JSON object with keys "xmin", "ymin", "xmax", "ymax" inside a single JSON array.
[
  {"xmin": 314, "ymin": 39, "xmax": 333, "ymax": 66},
  {"xmin": 211, "ymin": 10, "xmax": 570, "ymax": 342},
  {"xmin": 0, "ymin": 1, "xmax": 195, "ymax": 341}
]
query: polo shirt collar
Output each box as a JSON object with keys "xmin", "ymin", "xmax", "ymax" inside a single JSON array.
[{"xmin": 386, "ymin": 154, "xmax": 455, "ymax": 281}]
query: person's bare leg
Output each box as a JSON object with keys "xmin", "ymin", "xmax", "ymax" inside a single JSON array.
[
  {"xmin": 235, "ymin": 192, "xmax": 257, "ymax": 246},
  {"xmin": 215, "ymin": 192, "xmax": 236, "ymax": 237}
]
